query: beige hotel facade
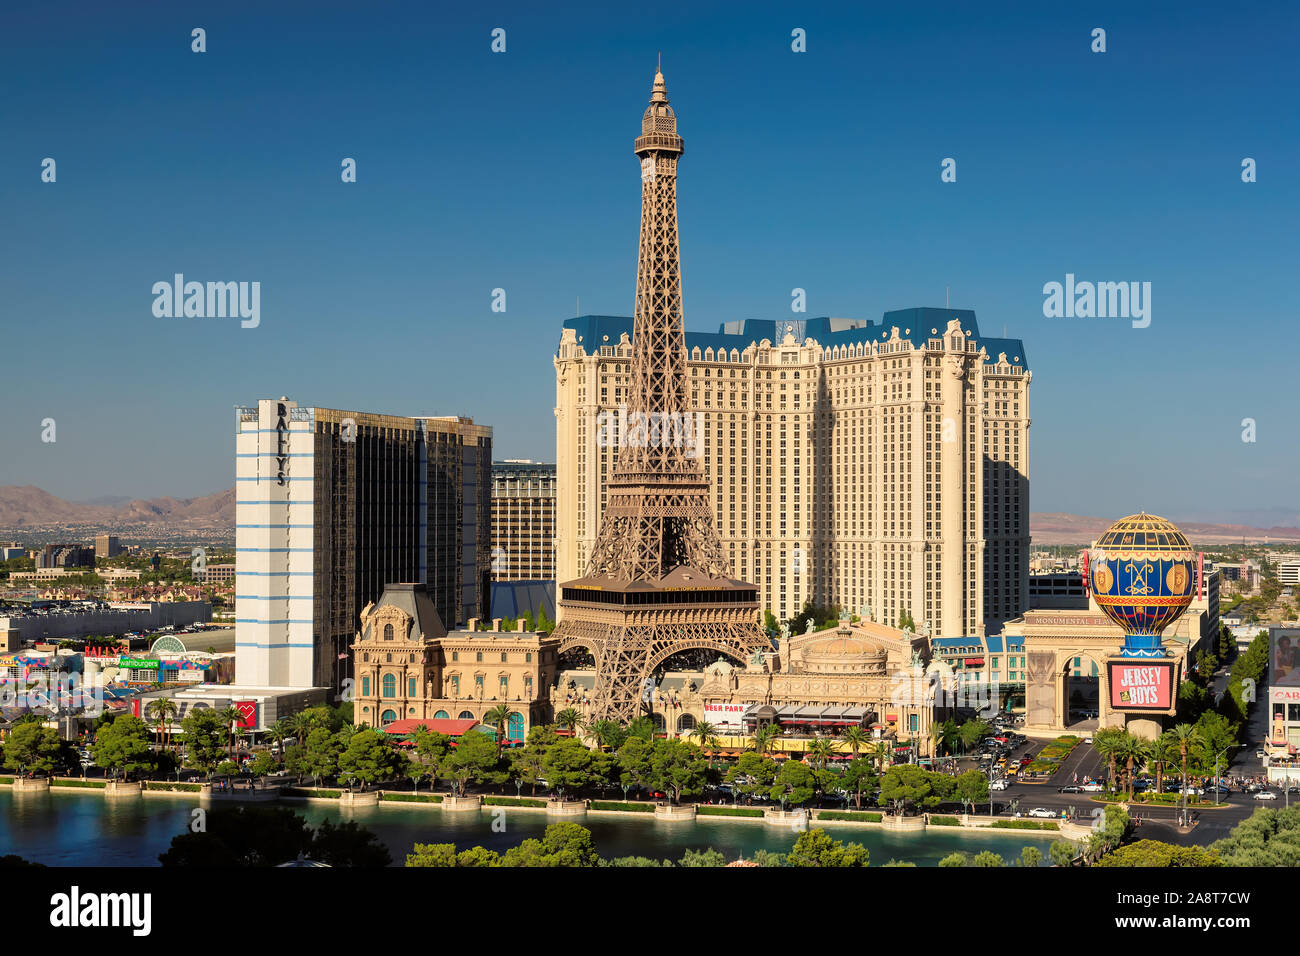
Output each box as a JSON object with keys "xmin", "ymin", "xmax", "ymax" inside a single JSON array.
[{"xmin": 555, "ymin": 310, "xmax": 1030, "ymax": 638}]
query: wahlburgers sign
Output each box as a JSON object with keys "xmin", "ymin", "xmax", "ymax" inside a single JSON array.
[{"xmin": 119, "ymin": 658, "xmax": 159, "ymax": 670}]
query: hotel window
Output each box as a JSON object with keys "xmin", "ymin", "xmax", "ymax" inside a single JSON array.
[
  {"xmin": 381, "ymin": 674, "xmax": 396, "ymax": 698},
  {"xmin": 476, "ymin": 651, "xmax": 483, "ymax": 662},
  {"xmin": 408, "ymin": 677, "xmax": 417, "ymax": 697},
  {"xmin": 501, "ymin": 652, "xmax": 508, "ymax": 663},
  {"xmin": 361, "ymin": 676, "xmax": 370, "ymax": 697},
  {"xmin": 384, "ymin": 624, "xmax": 394, "ymax": 641},
  {"xmin": 452, "ymin": 651, "xmax": 459, "ymax": 662}
]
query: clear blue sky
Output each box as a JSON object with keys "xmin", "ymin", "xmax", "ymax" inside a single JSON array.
[{"xmin": 2, "ymin": 1, "xmax": 1296, "ymax": 526}]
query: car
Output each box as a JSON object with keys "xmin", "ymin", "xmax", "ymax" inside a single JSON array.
[
  {"xmin": 1027, "ymin": 807, "xmax": 1057, "ymax": 818},
  {"xmin": 989, "ymin": 778, "xmax": 1010, "ymax": 791},
  {"xmin": 1019, "ymin": 756, "xmax": 1033, "ymax": 765},
  {"xmin": 1254, "ymin": 790, "xmax": 1278, "ymax": 800},
  {"xmin": 1083, "ymin": 736, "xmax": 1094, "ymax": 745},
  {"xmin": 1256, "ymin": 750, "xmax": 1267, "ymax": 759},
  {"xmin": 1180, "ymin": 786, "xmax": 1203, "ymax": 796},
  {"xmin": 1058, "ymin": 785, "xmax": 1083, "ymax": 793},
  {"xmin": 1081, "ymin": 781, "xmax": 1104, "ymax": 792},
  {"xmin": 1205, "ymin": 784, "xmax": 1231, "ymax": 797}
]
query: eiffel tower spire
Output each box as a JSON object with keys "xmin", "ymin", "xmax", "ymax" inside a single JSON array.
[
  {"xmin": 552, "ymin": 66, "xmax": 770, "ymax": 724},
  {"xmin": 582, "ymin": 65, "xmax": 731, "ymax": 582}
]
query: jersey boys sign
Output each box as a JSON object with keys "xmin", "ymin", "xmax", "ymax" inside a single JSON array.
[{"xmin": 1108, "ymin": 660, "xmax": 1176, "ymax": 711}]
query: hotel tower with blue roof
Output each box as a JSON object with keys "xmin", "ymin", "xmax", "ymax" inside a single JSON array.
[{"xmin": 555, "ymin": 306, "xmax": 1030, "ymax": 638}]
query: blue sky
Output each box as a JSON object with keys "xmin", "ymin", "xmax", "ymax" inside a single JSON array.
[{"xmin": 2, "ymin": 1, "xmax": 1296, "ymax": 525}]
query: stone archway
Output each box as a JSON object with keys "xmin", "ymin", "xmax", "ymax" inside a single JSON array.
[{"xmin": 1054, "ymin": 649, "xmax": 1109, "ymax": 732}]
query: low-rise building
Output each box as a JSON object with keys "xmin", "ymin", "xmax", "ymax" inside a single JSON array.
[{"xmin": 351, "ymin": 582, "xmax": 558, "ymax": 742}]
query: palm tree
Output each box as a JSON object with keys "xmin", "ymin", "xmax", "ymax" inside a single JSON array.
[
  {"xmin": 805, "ymin": 736, "xmax": 836, "ymax": 772},
  {"xmin": 266, "ymin": 720, "xmax": 291, "ymax": 767},
  {"xmin": 750, "ymin": 723, "xmax": 782, "ymax": 756},
  {"xmin": 865, "ymin": 740, "xmax": 892, "ymax": 773},
  {"xmin": 1091, "ymin": 727, "xmax": 1127, "ymax": 792},
  {"xmin": 289, "ymin": 711, "xmax": 313, "ymax": 750},
  {"xmin": 688, "ymin": 720, "xmax": 721, "ymax": 753},
  {"xmin": 1171, "ymin": 723, "xmax": 1202, "ymax": 817},
  {"xmin": 1114, "ymin": 734, "xmax": 1149, "ymax": 801},
  {"xmin": 838, "ymin": 725, "xmax": 869, "ymax": 758},
  {"xmin": 1149, "ymin": 734, "xmax": 1179, "ymax": 795},
  {"xmin": 217, "ymin": 706, "xmax": 244, "ymax": 763},
  {"xmin": 555, "ymin": 708, "xmax": 581, "ymax": 734},
  {"xmin": 145, "ymin": 698, "xmax": 177, "ymax": 752},
  {"xmin": 483, "ymin": 704, "xmax": 512, "ymax": 756}
]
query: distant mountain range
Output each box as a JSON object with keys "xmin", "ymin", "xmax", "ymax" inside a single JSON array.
[
  {"xmin": 1029, "ymin": 512, "xmax": 1300, "ymax": 544},
  {"xmin": 1, "ymin": 485, "xmax": 1297, "ymax": 544},
  {"xmin": 0, "ymin": 486, "xmax": 234, "ymax": 531}
]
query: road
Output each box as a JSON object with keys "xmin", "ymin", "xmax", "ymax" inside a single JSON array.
[{"xmin": 951, "ymin": 720, "xmax": 1290, "ymax": 848}]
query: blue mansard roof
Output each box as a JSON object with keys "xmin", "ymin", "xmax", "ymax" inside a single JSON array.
[{"xmin": 559, "ymin": 307, "xmax": 1028, "ymax": 368}]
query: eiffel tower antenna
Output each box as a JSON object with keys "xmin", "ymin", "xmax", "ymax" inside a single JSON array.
[{"xmin": 551, "ymin": 64, "xmax": 769, "ymax": 723}]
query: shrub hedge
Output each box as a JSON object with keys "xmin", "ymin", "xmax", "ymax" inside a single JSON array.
[
  {"xmin": 696, "ymin": 805, "xmax": 764, "ymax": 817},
  {"xmin": 590, "ymin": 801, "xmax": 654, "ymax": 812}
]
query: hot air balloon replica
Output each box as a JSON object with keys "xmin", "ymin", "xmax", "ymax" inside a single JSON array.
[{"xmin": 1087, "ymin": 513, "xmax": 1196, "ymax": 733}]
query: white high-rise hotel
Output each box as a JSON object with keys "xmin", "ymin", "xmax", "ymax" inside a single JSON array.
[{"xmin": 555, "ymin": 311, "xmax": 1030, "ymax": 637}]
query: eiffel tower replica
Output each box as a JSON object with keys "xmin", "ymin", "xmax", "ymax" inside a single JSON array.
[{"xmin": 553, "ymin": 62, "xmax": 772, "ymax": 724}]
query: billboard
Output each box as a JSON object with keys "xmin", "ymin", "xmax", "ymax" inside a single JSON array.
[
  {"xmin": 1108, "ymin": 659, "xmax": 1176, "ymax": 712},
  {"xmin": 234, "ymin": 700, "xmax": 258, "ymax": 728},
  {"xmin": 1272, "ymin": 633, "xmax": 1300, "ymax": 687},
  {"xmin": 703, "ymin": 703, "xmax": 746, "ymax": 730}
]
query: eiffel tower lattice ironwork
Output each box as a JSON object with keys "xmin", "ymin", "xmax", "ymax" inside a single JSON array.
[{"xmin": 552, "ymin": 64, "xmax": 771, "ymax": 724}]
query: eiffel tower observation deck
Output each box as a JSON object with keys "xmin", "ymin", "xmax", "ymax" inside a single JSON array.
[{"xmin": 552, "ymin": 63, "xmax": 772, "ymax": 724}]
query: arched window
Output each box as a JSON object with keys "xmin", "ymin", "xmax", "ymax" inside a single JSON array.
[
  {"xmin": 650, "ymin": 713, "xmax": 665, "ymax": 731},
  {"xmin": 433, "ymin": 710, "xmax": 449, "ymax": 720},
  {"xmin": 507, "ymin": 712, "xmax": 525, "ymax": 742},
  {"xmin": 380, "ymin": 709, "xmax": 397, "ymax": 724},
  {"xmin": 381, "ymin": 674, "xmax": 397, "ymax": 698},
  {"xmin": 458, "ymin": 710, "xmax": 475, "ymax": 720},
  {"xmin": 677, "ymin": 713, "xmax": 696, "ymax": 732},
  {"xmin": 384, "ymin": 623, "xmax": 394, "ymax": 641}
]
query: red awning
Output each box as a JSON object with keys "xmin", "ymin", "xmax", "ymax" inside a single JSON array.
[{"xmin": 963, "ymin": 658, "xmax": 985, "ymax": 667}]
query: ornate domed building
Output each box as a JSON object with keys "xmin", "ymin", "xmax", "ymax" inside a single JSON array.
[{"xmin": 1088, "ymin": 512, "xmax": 1197, "ymax": 658}]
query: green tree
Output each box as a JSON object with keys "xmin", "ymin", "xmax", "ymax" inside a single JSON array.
[
  {"xmin": 786, "ymin": 828, "xmax": 870, "ymax": 867},
  {"xmin": 878, "ymin": 764, "xmax": 932, "ymax": 815},
  {"xmin": 441, "ymin": 730, "xmax": 503, "ymax": 797},
  {"xmin": 724, "ymin": 751, "xmax": 778, "ymax": 803},
  {"xmin": 159, "ymin": 806, "xmax": 312, "ymax": 866},
  {"xmin": 299, "ymin": 726, "xmax": 342, "ymax": 786},
  {"xmin": 179, "ymin": 708, "xmax": 227, "ymax": 777},
  {"xmin": 1, "ymin": 721, "xmax": 62, "ymax": 775},
  {"xmin": 838, "ymin": 725, "xmax": 870, "ymax": 757},
  {"xmin": 541, "ymin": 737, "xmax": 598, "ymax": 800},
  {"xmin": 971, "ymin": 851, "xmax": 1006, "ymax": 867},
  {"xmin": 310, "ymin": 818, "xmax": 393, "ymax": 867},
  {"xmin": 502, "ymin": 822, "xmax": 602, "ymax": 867},
  {"xmin": 336, "ymin": 728, "xmax": 407, "ymax": 789},
  {"xmin": 1049, "ymin": 840, "xmax": 1079, "ymax": 867},
  {"xmin": 805, "ymin": 736, "xmax": 836, "ymax": 771},
  {"xmin": 554, "ymin": 708, "xmax": 582, "ymax": 733},
  {"xmin": 749, "ymin": 722, "xmax": 783, "ymax": 756},
  {"xmin": 687, "ymin": 720, "xmax": 721, "ymax": 753},
  {"xmin": 92, "ymin": 715, "xmax": 156, "ymax": 780},
  {"xmin": 678, "ymin": 847, "xmax": 726, "ymax": 867},
  {"xmin": 1019, "ymin": 846, "xmax": 1043, "ymax": 868},
  {"xmin": 1210, "ymin": 806, "xmax": 1300, "ymax": 866},
  {"xmin": 1095, "ymin": 840, "xmax": 1222, "ymax": 868},
  {"xmin": 482, "ymin": 704, "xmax": 512, "ymax": 757},
  {"xmin": 648, "ymin": 738, "xmax": 710, "ymax": 804},
  {"xmin": 839, "ymin": 757, "xmax": 878, "ymax": 810},
  {"xmin": 1091, "ymin": 727, "xmax": 1127, "ymax": 792},
  {"xmin": 769, "ymin": 759, "xmax": 818, "ymax": 808}
]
